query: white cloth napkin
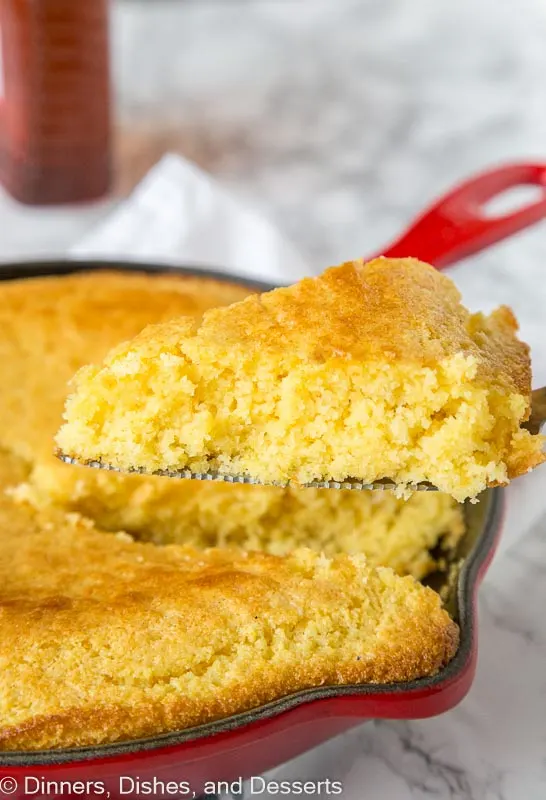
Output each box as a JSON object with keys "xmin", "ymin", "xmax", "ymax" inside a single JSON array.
[
  {"xmin": 71, "ymin": 152, "xmax": 545, "ymax": 560},
  {"xmin": 71, "ymin": 154, "xmax": 310, "ymax": 285}
]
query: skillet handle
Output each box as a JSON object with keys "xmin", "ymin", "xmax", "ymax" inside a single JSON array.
[{"xmin": 372, "ymin": 163, "xmax": 546, "ymax": 269}]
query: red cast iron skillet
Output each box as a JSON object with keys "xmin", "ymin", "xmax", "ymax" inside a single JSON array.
[{"xmin": 1, "ymin": 163, "xmax": 545, "ymax": 795}]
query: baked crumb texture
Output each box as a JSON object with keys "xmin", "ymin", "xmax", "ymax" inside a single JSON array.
[
  {"xmin": 26, "ymin": 472, "xmax": 463, "ymax": 580},
  {"xmin": 0, "ymin": 270, "xmax": 464, "ymax": 751},
  {"xmin": 58, "ymin": 258, "xmax": 545, "ymax": 501}
]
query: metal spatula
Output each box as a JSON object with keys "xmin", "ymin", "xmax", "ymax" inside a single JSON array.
[{"xmin": 57, "ymin": 163, "xmax": 546, "ymax": 492}]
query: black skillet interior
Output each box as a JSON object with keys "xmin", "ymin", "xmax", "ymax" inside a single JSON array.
[{"xmin": 0, "ymin": 259, "xmax": 504, "ymax": 766}]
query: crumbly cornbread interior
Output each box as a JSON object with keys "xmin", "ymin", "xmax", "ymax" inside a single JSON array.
[
  {"xmin": 1, "ymin": 270, "xmax": 464, "ymax": 580},
  {"xmin": 57, "ymin": 258, "xmax": 545, "ymax": 501},
  {"xmin": 0, "ymin": 269, "xmax": 462, "ymax": 750},
  {"xmin": 25, "ymin": 471, "xmax": 463, "ymax": 579}
]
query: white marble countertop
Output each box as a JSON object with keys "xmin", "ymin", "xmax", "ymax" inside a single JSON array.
[{"xmin": 1, "ymin": 1, "xmax": 546, "ymax": 798}]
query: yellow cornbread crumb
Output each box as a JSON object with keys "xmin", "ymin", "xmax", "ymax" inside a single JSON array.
[
  {"xmin": 26, "ymin": 470, "xmax": 463, "ymax": 579},
  {"xmin": 58, "ymin": 259, "xmax": 545, "ymax": 501}
]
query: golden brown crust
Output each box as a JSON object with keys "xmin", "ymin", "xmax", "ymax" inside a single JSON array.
[
  {"xmin": 0, "ymin": 628, "xmax": 457, "ymax": 752},
  {"xmin": 0, "ymin": 506, "xmax": 458, "ymax": 750},
  {"xmin": 189, "ymin": 258, "xmax": 531, "ymax": 394},
  {"xmin": 0, "ymin": 270, "xmax": 254, "ymax": 462}
]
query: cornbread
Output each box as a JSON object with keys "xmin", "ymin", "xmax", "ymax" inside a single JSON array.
[
  {"xmin": 0, "ymin": 270, "xmax": 253, "ymax": 464},
  {"xmin": 0, "ymin": 268, "xmax": 462, "ymax": 751},
  {"xmin": 2, "ymin": 270, "xmax": 464, "ymax": 579},
  {"xmin": 0, "ymin": 448, "xmax": 30, "ymax": 491},
  {"xmin": 58, "ymin": 258, "xmax": 545, "ymax": 500},
  {"xmin": 25, "ymin": 472, "xmax": 463, "ymax": 579},
  {"xmin": 0, "ymin": 512, "xmax": 458, "ymax": 750}
]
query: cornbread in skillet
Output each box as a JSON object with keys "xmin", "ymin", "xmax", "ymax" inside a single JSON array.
[
  {"xmin": 57, "ymin": 258, "xmax": 545, "ymax": 501},
  {"xmin": 0, "ymin": 269, "xmax": 460, "ymax": 751},
  {"xmin": 0, "ymin": 516, "xmax": 458, "ymax": 750},
  {"xmin": 0, "ymin": 270, "xmax": 253, "ymax": 464},
  {"xmin": 2, "ymin": 270, "xmax": 464, "ymax": 579},
  {"xmin": 25, "ymin": 473, "xmax": 464, "ymax": 578}
]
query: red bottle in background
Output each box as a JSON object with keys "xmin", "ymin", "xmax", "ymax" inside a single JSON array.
[{"xmin": 0, "ymin": 0, "xmax": 111, "ymax": 205}]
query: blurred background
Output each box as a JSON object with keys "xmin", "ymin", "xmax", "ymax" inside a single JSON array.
[{"xmin": 1, "ymin": 0, "xmax": 546, "ymax": 272}]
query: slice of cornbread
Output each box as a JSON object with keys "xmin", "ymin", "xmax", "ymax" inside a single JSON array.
[
  {"xmin": 2, "ymin": 270, "xmax": 464, "ymax": 579},
  {"xmin": 0, "ymin": 511, "xmax": 458, "ymax": 750},
  {"xmin": 57, "ymin": 258, "xmax": 545, "ymax": 501},
  {"xmin": 25, "ymin": 469, "xmax": 464, "ymax": 579}
]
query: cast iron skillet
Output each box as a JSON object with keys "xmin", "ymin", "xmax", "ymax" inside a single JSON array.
[{"xmin": 1, "ymin": 161, "xmax": 545, "ymax": 791}]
